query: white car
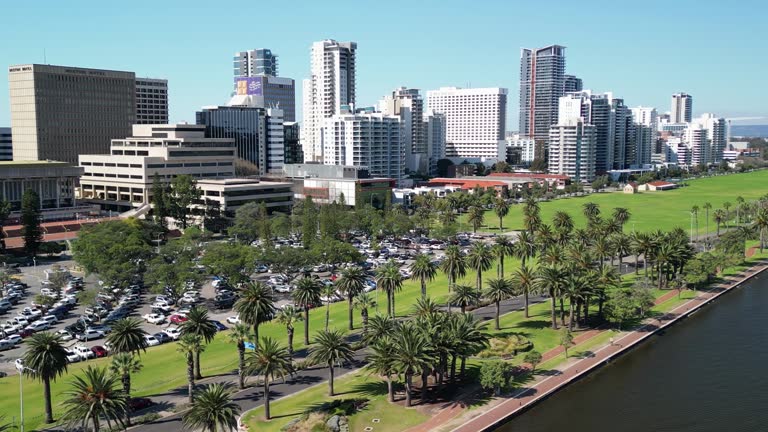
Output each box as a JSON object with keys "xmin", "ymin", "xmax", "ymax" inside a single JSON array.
[
  {"xmin": 2, "ymin": 323, "xmax": 21, "ymax": 334},
  {"xmin": 3, "ymin": 334, "xmax": 22, "ymax": 345},
  {"xmin": 142, "ymin": 313, "xmax": 166, "ymax": 325},
  {"xmin": 65, "ymin": 349, "xmax": 81, "ymax": 363},
  {"xmin": 226, "ymin": 315, "xmax": 241, "ymax": 324},
  {"xmin": 40, "ymin": 315, "xmax": 59, "ymax": 325},
  {"xmin": 56, "ymin": 329, "xmax": 74, "ymax": 341},
  {"xmin": 163, "ymin": 327, "xmax": 182, "ymax": 341},
  {"xmin": 144, "ymin": 335, "xmax": 160, "ymax": 347},
  {"xmin": 77, "ymin": 329, "xmax": 105, "ymax": 341},
  {"xmin": 73, "ymin": 345, "xmax": 95, "ymax": 360},
  {"xmin": 25, "ymin": 321, "xmax": 50, "ymax": 332},
  {"xmin": 273, "ymin": 284, "xmax": 292, "ymax": 293}
]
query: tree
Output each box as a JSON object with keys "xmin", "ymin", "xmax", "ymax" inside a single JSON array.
[
  {"xmin": 151, "ymin": 173, "xmax": 169, "ymax": 228},
  {"xmin": 536, "ymin": 265, "xmax": 564, "ymax": 329},
  {"xmin": 182, "ymin": 383, "xmax": 241, "ymax": 432},
  {"xmin": 0, "ymin": 198, "xmax": 10, "ymax": 252},
  {"xmin": 524, "ymin": 350, "xmax": 543, "ymax": 373},
  {"xmin": 321, "ymin": 284, "xmax": 335, "ymax": 331},
  {"xmin": 21, "ymin": 189, "xmax": 42, "ymax": 256},
  {"xmin": 560, "ymin": 328, "xmax": 574, "ymax": 358},
  {"xmin": 441, "ymin": 245, "xmax": 467, "ymax": 294},
  {"xmin": 168, "ymin": 174, "xmax": 201, "ymax": 229},
  {"xmin": 755, "ymin": 207, "xmax": 768, "ymax": 253},
  {"xmin": 23, "ymin": 332, "xmax": 69, "ymax": 423},
  {"xmin": 703, "ymin": 202, "xmax": 712, "ymax": 237},
  {"xmin": 108, "ymin": 353, "xmax": 142, "ymax": 425},
  {"xmin": 336, "ymin": 266, "xmax": 366, "ymax": 330},
  {"xmin": 410, "ymin": 254, "xmax": 437, "ymax": 298},
  {"xmin": 60, "ymin": 366, "xmax": 127, "ymax": 432},
  {"xmin": 354, "ymin": 292, "xmax": 376, "ymax": 335},
  {"xmin": 181, "ymin": 306, "xmax": 218, "ymax": 380},
  {"xmin": 376, "ymin": 262, "xmax": 404, "ymax": 317},
  {"xmin": 106, "ymin": 318, "xmax": 148, "ymax": 355},
  {"xmin": 449, "ymin": 284, "xmax": 480, "ymax": 314},
  {"xmin": 178, "ymin": 334, "xmax": 203, "ymax": 403},
  {"xmin": 479, "ymin": 361, "xmax": 512, "ymax": 396},
  {"xmin": 226, "ymin": 324, "xmax": 254, "ymax": 390},
  {"xmin": 494, "ymin": 198, "xmax": 510, "ymax": 231},
  {"xmin": 235, "ymin": 282, "xmax": 276, "ymax": 341},
  {"xmin": 309, "ymin": 330, "xmax": 354, "ymax": 396},
  {"xmin": 512, "ymin": 265, "xmax": 537, "ymax": 318},
  {"xmin": 604, "ymin": 287, "xmax": 638, "ymax": 330},
  {"xmin": 391, "ymin": 322, "xmax": 432, "ymax": 406},
  {"xmin": 512, "ymin": 230, "xmax": 537, "ymax": 270},
  {"xmin": 366, "ymin": 338, "xmax": 397, "ymax": 402},
  {"xmin": 227, "ymin": 202, "xmax": 262, "ymax": 244},
  {"xmin": 492, "ymin": 236, "xmax": 514, "ymax": 278},
  {"xmin": 484, "ymin": 278, "xmax": 515, "ymax": 330},
  {"xmin": 467, "ymin": 206, "xmax": 485, "ymax": 233},
  {"xmin": 612, "ymin": 207, "xmax": 631, "ymax": 230},
  {"xmin": 275, "ymin": 306, "xmax": 302, "ymax": 357},
  {"xmin": 467, "ymin": 242, "xmax": 494, "ymax": 295},
  {"xmin": 200, "ymin": 242, "xmax": 256, "ymax": 285},
  {"xmin": 691, "ymin": 205, "xmax": 700, "ymax": 240},
  {"xmin": 245, "ymin": 337, "xmax": 292, "ymax": 420},
  {"xmin": 713, "ymin": 209, "xmax": 726, "ymax": 236},
  {"xmin": 365, "ymin": 315, "xmax": 396, "ymax": 346},
  {"xmin": 302, "ymin": 197, "xmax": 316, "ymax": 249},
  {"xmin": 292, "ymin": 277, "xmax": 322, "ymax": 346}
]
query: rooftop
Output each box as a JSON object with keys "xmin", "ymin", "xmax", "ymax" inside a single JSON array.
[{"xmin": 0, "ymin": 160, "xmax": 73, "ymax": 167}]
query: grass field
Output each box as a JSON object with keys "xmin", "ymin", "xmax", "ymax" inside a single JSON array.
[{"xmin": 472, "ymin": 170, "xmax": 768, "ymax": 234}]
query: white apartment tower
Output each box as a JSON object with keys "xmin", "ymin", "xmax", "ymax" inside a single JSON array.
[
  {"xmin": 671, "ymin": 93, "xmax": 693, "ymax": 123},
  {"xmin": 302, "ymin": 40, "xmax": 357, "ymax": 163},
  {"xmin": 426, "ymin": 87, "xmax": 507, "ymax": 160},
  {"xmin": 321, "ymin": 113, "xmax": 404, "ymax": 184},
  {"xmin": 380, "ymin": 88, "xmax": 427, "ymax": 174},
  {"xmin": 685, "ymin": 113, "xmax": 727, "ymax": 166},
  {"xmin": 548, "ymin": 117, "xmax": 596, "ymax": 183}
]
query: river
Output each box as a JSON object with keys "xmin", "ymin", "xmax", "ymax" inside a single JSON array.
[{"xmin": 498, "ymin": 274, "xmax": 768, "ymax": 432}]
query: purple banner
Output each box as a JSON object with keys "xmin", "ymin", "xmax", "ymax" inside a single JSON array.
[{"xmin": 235, "ymin": 77, "xmax": 264, "ymax": 96}]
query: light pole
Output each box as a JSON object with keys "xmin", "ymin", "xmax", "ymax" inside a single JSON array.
[{"xmin": 16, "ymin": 362, "xmax": 36, "ymax": 432}]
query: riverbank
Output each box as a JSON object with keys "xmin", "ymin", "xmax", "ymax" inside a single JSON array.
[{"xmin": 445, "ymin": 256, "xmax": 768, "ymax": 432}]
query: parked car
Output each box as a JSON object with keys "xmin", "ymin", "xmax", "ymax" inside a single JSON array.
[
  {"xmin": 169, "ymin": 314, "xmax": 188, "ymax": 325},
  {"xmin": 226, "ymin": 315, "xmax": 241, "ymax": 324},
  {"xmin": 65, "ymin": 349, "xmax": 82, "ymax": 363},
  {"xmin": 163, "ymin": 327, "xmax": 182, "ymax": 341},
  {"xmin": 142, "ymin": 313, "xmax": 166, "ymax": 325},
  {"xmin": 56, "ymin": 329, "xmax": 74, "ymax": 341},
  {"xmin": 77, "ymin": 329, "xmax": 105, "ymax": 341},
  {"xmin": 144, "ymin": 335, "xmax": 160, "ymax": 347},
  {"xmin": 91, "ymin": 346, "xmax": 109, "ymax": 358},
  {"xmin": 0, "ymin": 340, "xmax": 14, "ymax": 351},
  {"xmin": 24, "ymin": 321, "xmax": 50, "ymax": 333},
  {"xmin": 211, "ymin": 320, "xmax": 227, "ymax": 331},
  {"xmin": 73, "ymin": 345, "xmax": 96, "ymax": 360},
  {"xmin": 153, "ymin": 332, "xmax": 172, "ymax": 344},
  {"xmin": 3, "ymin": 334, "xmax": 22, "ymax": 346}
]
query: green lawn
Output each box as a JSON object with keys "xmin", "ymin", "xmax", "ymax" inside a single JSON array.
[{"xmin": 471, "ymin": 170, "xmax": 768, "ymax": 234}]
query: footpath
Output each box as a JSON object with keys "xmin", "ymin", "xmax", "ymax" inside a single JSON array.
[{"xmin": 443, "ymin": 258, "xmax": 768, "ymax": 432}]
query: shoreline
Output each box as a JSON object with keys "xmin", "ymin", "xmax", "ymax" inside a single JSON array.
[{"xmin": 448, "ymin": 258, "xmax": 768, "ymax": 432}]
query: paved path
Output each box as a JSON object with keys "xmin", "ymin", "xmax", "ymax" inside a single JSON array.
[{"xmin": 449, "ymin": 259, "xmax": 768, "ymax": 432}]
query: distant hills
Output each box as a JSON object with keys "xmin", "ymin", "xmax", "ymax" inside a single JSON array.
[{"xmin": 731, "ymin": 125, "xmax": 768, "ymax": 138}]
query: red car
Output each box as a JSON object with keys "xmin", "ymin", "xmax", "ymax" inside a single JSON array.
[
  {"xmin": 91, "ymin": 346, "xmax": 108, "ymax": 358},
  {"xmin": 18, "ymin": 329, "xmax": 34, "ymax": 338},
  {"xmin": 169, "ymin": 314, "xmax": 188, "ymax": 324}
]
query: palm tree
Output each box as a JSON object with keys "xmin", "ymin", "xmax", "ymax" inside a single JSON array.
[
  {"xmin": 366, "ymin": 338, "xmax": 397, "ymax": 402},
  {"xmin": 591, "ymin": 264, "xmax": 620, "ymax": 318},
  {"xmin": 484, "ymin": 278, "xmax": 515, "ymax": 330},
  {"xmin": 552, "ymin": 211, "xmax": 574, "ymax": 237},
  {"xmin": 713, "ymin": 209, "xmax": 726, "ymax": 235},
  {"xmin": 494, "ymin": 197, "xmax": 510, "ymax": 231},
  {"xmin": 535, "ymin": 265, "xmax": 564, "ymax": 329},
  {"xmin": 410, "ymin": 254, "xmax": 437, "ymax": 297},
  {"xmin": 181, "ymin": 306, "xmax": 218, "ymax": 380},
  {"xmin": 736, "ymin": 196, "xmax": 745, "ymax": 225},
  {"xmin": 23, "ymin": 331, "xmax": 68, "ymax": 423},
  {"xmin": 106, "ymin": 318, "xmax": 148, "ymax": 355},
  {"xmin": 654, "ymin": 242, "xmax": 675, "ymax": 289},
  {"xmin": 245, "ymin": 337, "xmax": 293, "ymax": 420},
  {"xmin": 562, "ymin": 274, "xmax": 589, "ymax": 331},
  {"xmin": 449, "ymin": 284, "xmax": 480, "ymax": 313},
  {"xmin": 226, "ymin": 324, "xmax": 253, "ymax": 390},
  {"xmin": 612, "ymin": 233, "xmax": 632, "ymax": 270},
  {"xmin": 376, "ymin": 261, "xmax": 404, "ymax": 317},
  {"xmin": 755, "ymin": 207, "xmax": 768, "ymax": 253},
  {"xmin": 353, "ymin": 292, "xmax": 376, "ymax": 335},
  {"xmin": 582, "ymin": 202, "xmax": 601, "ymax": 225},
  {"xmin": 108, "ymin": 352, "xmax": 142, "ymax": 426},
  {"xmin": 178, "ymin": 333, "xmax": 203, "ymax": 403},
  {"xmin": 309, "ymin": 330, "xmax": 354, "ymax": 396},
  {"xmin": 441, "ymin": 245, "xmax": 467, "ymax": 295},
  {"xmin": 513, "ymin": 230, "xmax": 537, "ymax": 271},
  {"xmin": 612, "ymin": 207, "xmax": 631, "ymax": 230},
  {"xmin": 449, "ymin": 314, "xmax": 488, "ymax": 380},
  {"xmin": 182, "ymin": 383, "xmax": 241, "ymax": 432},
  {"xmin": 365, "ymin": 314, "xmax": 396, "ymax": 345},
  {"xmin": 703, "ymin": 202, "xmax": 712, "ymax": 236},
  {"xmin": 391, "ymin": 322, "xmax": 432, "ymax": 407},
  {"xmin": 466, "ymin": 242, "xmax": 493, "ymax": 295},
  {"xmin": 467, "ymin": 206, "xmax": 485, "ymax": 233},
  {"xmin": 512, "ymin": 264, "xmax": 536, "ymax": 318},
  {"xmin": 723, "ymin": 201, "xmax": 732, "ymax": 224},
  {"xmin": 60, "ymin": 366, "xmax": 127, "ymax": 432},
  {"xmin": 336, "ymin": 266, "xmax": 367, "ymax": 330},
  {"xmin": 235, "ymin": 281, "xmax": 276, "ymax": 341},
  {"xmin": 272, "ymin": 306, "xmax": 302, "ymax": 357},
  {"xmin": 411, "ymin": 296, "xmax": 441, "ymax": 318},
  {"xmin": 492, "ymin": 236, "xmax": 514, "ymax": 278},
  {"xmin": 593, "ymin": 236, "xmax": 611, "ymax": 265},
  {"xmin": 293, "ymin": 276, "xmax": 322, "ymax": 346},
  {"xmin": 320, "ymin": 284, "xmax": 336, "ymax": 331},
  {"xmin": 691, "ymin": 205, "xmax": 700, "ymax": 240}
]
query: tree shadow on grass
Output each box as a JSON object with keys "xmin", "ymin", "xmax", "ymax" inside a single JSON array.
[
  {"xmin": 339, "ymin": 379, "xmax": 388, "ymax": 398},
  {"xmin": 512, "ymin": 319, "xmax": 551, "ymax": 330},
  {"xmin": 574, "ymin": 350, "xmax": 595, "ymax": 359}
]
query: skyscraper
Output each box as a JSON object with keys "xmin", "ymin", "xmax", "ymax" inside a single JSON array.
[
  {"xmin": 234, "ymin": 49, "xmax": 278, "ymax": 78},
  {"xmin": 671, "ymin": 93, "xmax": 693, "ymax": 123},
  {"xmin": 564, "ymin": 75, "xmax": 583, "ymax": 93},
  {"xmin": 426, "ymin": 87, "xmax": 507, "ymax": 160},
  {"xmin": 0, "ymin": 127, "xmax": 11, "ymax": 161},
  {"xmin": 425, "ymin": 111, "xmax": 446, "ymax": 176},
  {"xmin": 630, "ymin": 107, "xmax": 658, "ymax": 166},
  {"xmin": 519, "ymin": 45, "xmax": 566, "ymax": 141},
  {"xmin": 558, "ymin": 91, "xmax": 613, "ymax": 173},
  {"xmin": 9, "ymin": 64, "xmax": 136, "ymax": 163},
  {"xmin": 380, "ymin": 88, "xmax": 426, "ymax": 173},
  {"xmin": 302, "ymin": 40, "xmax": 357, "ymax": 162},
  {"xmin": 135, "ymin": 78, "xmax": 169, "ymax": 124},
  {"xmin": 548, "ymin": 117, "xmax": 596, "ymax": 183}
]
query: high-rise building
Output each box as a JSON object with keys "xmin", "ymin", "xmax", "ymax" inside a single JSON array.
[
  {"xmin": 426, "ymin": 87, "xmax": 507, "ymax": 160},
  {"xmin": 558, "ymin": 91, "xmax": 614, "ymax": 173},
  {"xmin": 0, "ymin": 127, "xmax": 11, "ymax": 161},
  {"xmin": 234, "ymin": 49, "xmax": 278, "ymax": 78},
  {"xmin": 564, "ymin": 75, "xmax": 583, "ymax": 93},
  {"xmin": 283, "ymin": 122, "xmax": 302, "ymax": 165},
  {"xmin": 505, "ymin": 134, "xmax": 536, "ymax": 164},
  {"xmin": 425, "ymin": 111, "xmax": 446, "ymax": 176},
  {"xmin": 135, "ymin": 78, "xmax": 169, "ymax": 124},
  {"xmin": 685, "ymin": 113, "xmax": 727, "ymax": 166},
  {"xmin": 519, "ymin": 45, "xmax": 567, "ymax": 141},
  {"xmin": 196, "ymin": 106, "xmax": 285, "ymax": 175},
  {"xmin": 611, "ymin": 98, "xmax": 633, "ymax": 169},
  {"xmin": 671, "ymin": 93, "xmax": 693, "ymax": 123},
  {"xmin": 548, "ymin": 117, "xmax": 596, "ymax": 183},
  {"xmin": 320, "ymin": 112, "xmax": 404, "ymax": 184},
  {"xmin": 9, "ymin": 64, "xmax": 136, "ymax": 163},
  {"xmin": 380, "ymin": 88, "xmax": 427, "ymax": 173},
  {"xmin": 302, "ymin": 40, "xmax": 357, "ymax": 162},
  {"xmin": 630, "ymin": 107, "xmax": 658, "ymax": 166}
]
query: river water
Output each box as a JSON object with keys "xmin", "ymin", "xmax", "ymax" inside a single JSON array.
[{"xmin": 498, "ymin": 274, "xmax": 768, "ymax": 432}]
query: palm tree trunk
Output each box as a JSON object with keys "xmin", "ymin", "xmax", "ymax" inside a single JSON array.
[
  {"xmin": 421, "ymin": 369, "xmax": 429, "ymax": 402},
  {"xmin": 460, "ymin": 357, "xmax": 467, "ymax": 378},
  {"xmin": 391, "ymin": 291, "xmax": 396, "ymax": 318},
  {"xmin": 328, "ymin": 365, "xmax": 335, "ymax": 396},
  {"xmin": 559, "ymin": 298, "xmax": 566, "ymax": 326},
  {"xmin": 495, "ymin": 301, "xmax": 500, "ymax": 330},
  {"xmin": 568, "ymin": 300, "xmax": 575, "ymax": 331},
  {"xmin": 450, "ymin": 355, "xmax": 457, "ymax": 382},
  {"xmin": 304, "ymin": 308, "xmax": 310, "ymax": 346},
  {"xmin": 405, "ymin": 373, "xmax": 413, "ymax": 407},
  {"xmin": 550, "ymin": 295, "xmax": 558, "ymax": 329},
  {"xmin": 584, "ymin": 299, "xmax": 590, "ymax": 324},
  {"xmin": 477, "ymin": 271, "xmax": 482, "ymax": 295},
  {"xmin": 264, "ymin": 380, "xmax": 271, "ymax": 420},
  {"xmin": 93, "ymin": 416, "xmax": 100, "ymax": 432},
  {"xmin": 325, "ymin": 302, "xmax": 330, "ymax": 331},
  {"xmin": 287, "ymin": 328, "xmax": 294, "ymax": 356},
  {"xmin": 187, "ymin": 356, "xmax": 195, "ymax": 404},
  {"xmin": 362, "ymin": 310, "xmax": 369, "ymax": 334},
  {"xmin": 195, "ymin": 350, "xmax": 202, "ymax": 380},
  {"xmin": 254, "ymin": 323, "xmax": 260, "ymax": 343},
  {"xmin": 387, "ymin": 375, "xmax": 394, "ymax": 402},
  {"xmin": 524, "ymin": 290, "xmax": 530, "ymax": 318},
  {"xmin": 44, "ymin": 377, "xmax": 53, "ymax": 423},
  {"xmin": 635, "ymin": 254, "xmax": 639, "ymax": 274},
  {"xmin": 386, "ymin": 291, "xmax": 392, "ymax": 318},
  {"xmin": 348, "ymin": 297, "xmax": 354, "ymax": 331},
  {"xmin": 500, "ymin": 255, "xmax": 505, "ymax": 278},
  {"xmin": 237, "ymin": 346, "xmax": 245, "ymax": 389},
  {"xmin": 124, "ymin": 374, "xmax": 133, "ymax": 427},
  {"xmin": 658, "ymin": 262, "xmax": 664, "ymax": 289},
  {"xmin": 421, "ymin": 278, "xmax": 427, "ymax": 297}
]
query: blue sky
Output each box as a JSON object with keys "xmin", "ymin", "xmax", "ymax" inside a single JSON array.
[{"xmin": 1, "ymin": 0, "xmax": 766, "ymax": 127}]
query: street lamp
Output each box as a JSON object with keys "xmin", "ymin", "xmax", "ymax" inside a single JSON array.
[{"xmin": 16, "ymin": 362, "xmax": 37, "ymax": 432}]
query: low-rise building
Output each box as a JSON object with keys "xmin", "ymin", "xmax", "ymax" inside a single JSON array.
[
  {"xmin": 0, "ymin": 127, "xmax": 11, "ymax": 161},
  {"xmin": 486, "ymin": 172, "xmax": 571, "ymax": 190},
  {"xmin": 638, "ymin": 180, "xmax": 678, "ymax": 191}
]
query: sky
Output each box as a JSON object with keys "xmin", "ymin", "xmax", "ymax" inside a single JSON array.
[{"xmin": 1, "ymin": 0, "xmax": 767, "ymax": 128}]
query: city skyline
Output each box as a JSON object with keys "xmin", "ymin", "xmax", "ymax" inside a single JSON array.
[{"xmin": 1, "ymin": 0, "xmax": 766, "ymax": 129}]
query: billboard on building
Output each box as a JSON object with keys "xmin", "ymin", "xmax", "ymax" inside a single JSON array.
[{"xmin": 235, "ymin": 77, "xmax": 264, "ymax": 96}]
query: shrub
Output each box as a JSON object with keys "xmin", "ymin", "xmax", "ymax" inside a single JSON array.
[{"xmin": 478, "ymin": 335, "xmax": 533, "ymax": 358}]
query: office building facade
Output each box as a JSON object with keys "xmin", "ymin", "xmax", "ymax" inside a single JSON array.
[
  {"xmin": 302, "ymin": 40, "xmax": 357, "ymax": 162},
  {"xmin": 519, "ymin": 45, "xmax": 566, "ymax": 141},
  {"xmin": 234, "ymin": 49, "xmax": 278, "ymax": 78},
  {"xmin": 380, "ymin": 87, "xmax": 427, "ymax": 173},
  {"xmin": 426, "ymin": 87, "xmax": 507, "ymax": 160},
  {"xmin": 0, "ymin": 161, "xmax": 82, "ymax": 214},
  {"xmin": 0, "ymin": 127, "xmax": 11, "ymax": 161},
  {"xmin": 548, "ymin": 117, "xmax": 596, "ymax": 183},
  {"xmin": 630, "ymin": 107, "xmax": 658, "ymax": 166},
  {"xmin": 135, "ymin": 78, "xmax": 169, "ymax": 124},
  {"xmin": 232, "ymin": 75, "xmax": 296, "ymax": 122},
  {"xmin": 671, "ymin": 93, "xmax": 693, "ymax": 123},
  {"xmin": 564, "ymin": 74, "xmax": 583, "ymax": 93},
  {"xmin": 283, "ymin": 122, "xmax": 302, "ymax": 165},
  {"xmin": 9, "ymin": 64, "xmax": 136, "ymax": 163}
]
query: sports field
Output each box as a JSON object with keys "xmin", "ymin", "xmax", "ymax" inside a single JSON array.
[{"xmin": 479, "ymin": 170, "xmax": 768, "ymax": 234}]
